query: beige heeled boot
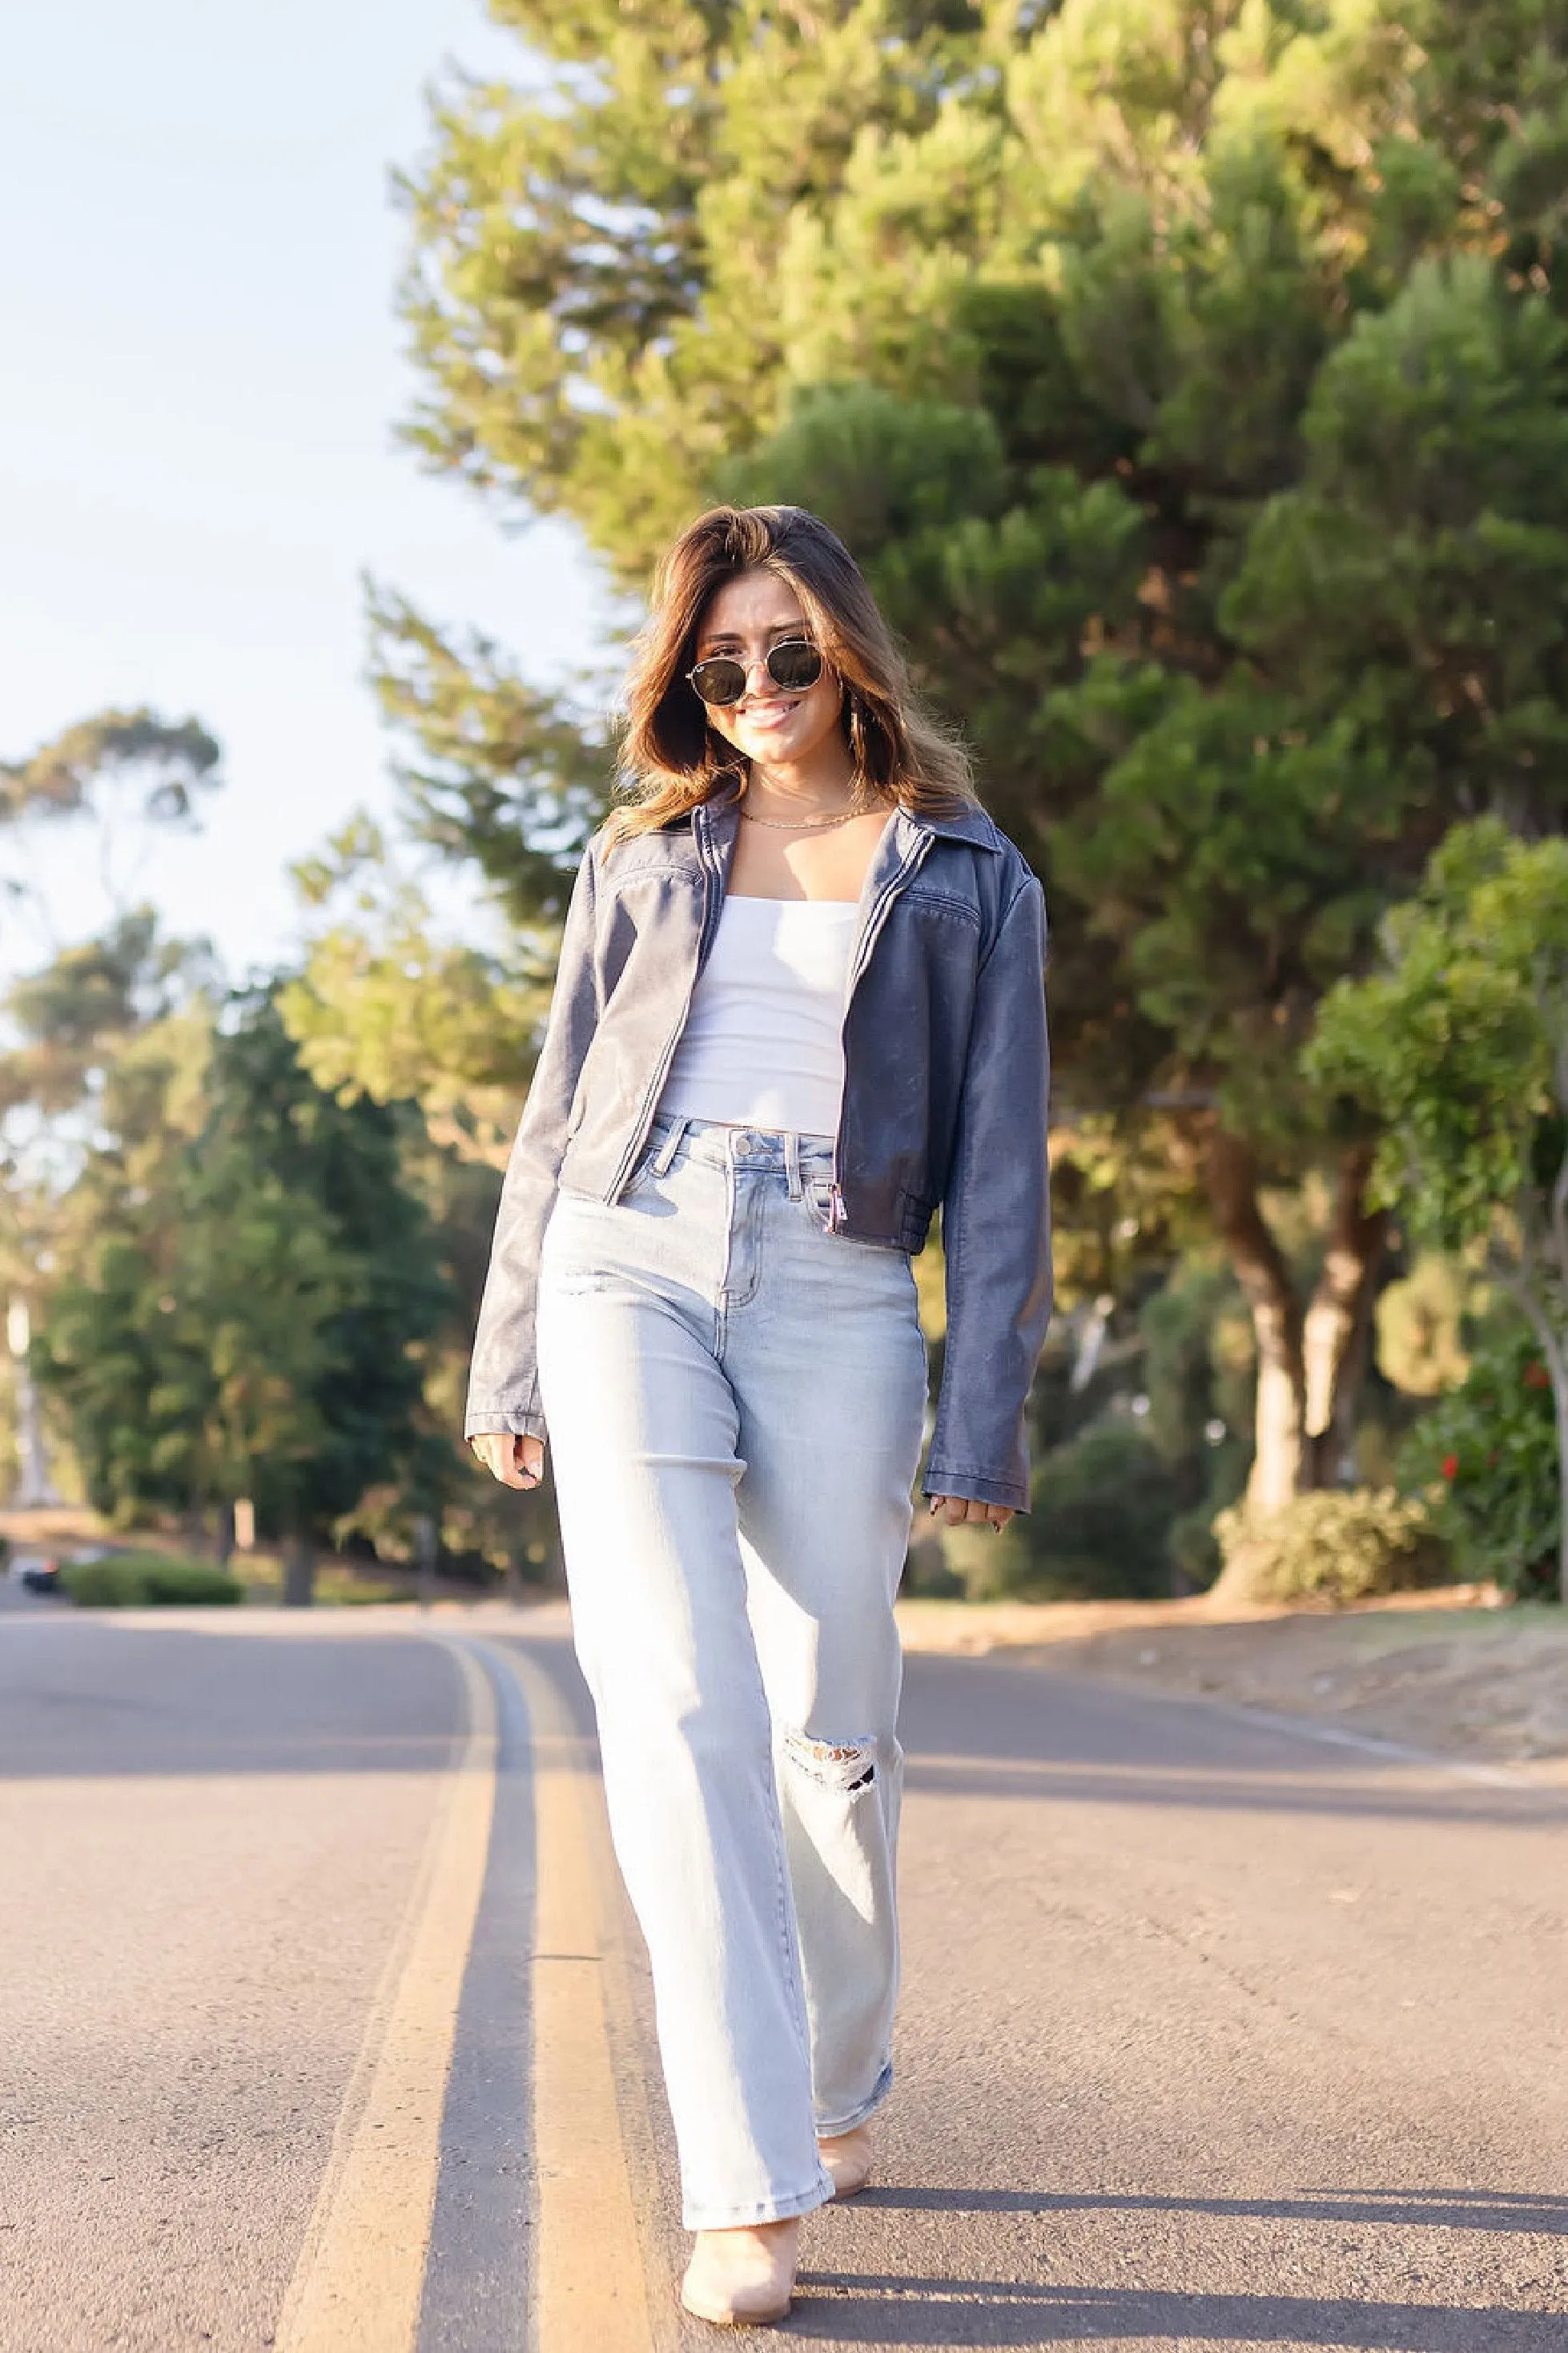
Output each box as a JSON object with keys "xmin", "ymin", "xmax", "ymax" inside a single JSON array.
[
  {"xmin": 817, "ymin": 2125, "xmax": 874, "ymax": 2198},
  {"xmin": 679, "ymin": 2216, "xmax": 802, "ymax": 2327}
]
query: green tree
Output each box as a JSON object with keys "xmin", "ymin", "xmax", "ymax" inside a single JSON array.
[
  {"xmin": 277, "ymin": 819, "xmax": 578, "ymax": 1583},
  {"xmin": 2, "ymin": 706, "xmax": 224, "ymax": 1494},
  {"xmin": 0, "ymin": 911, "xmax": 207, "ymax": 1128},
  {"xmin": 38, "ymin": 992, "xmax": 452, "ymax": 1575},
  {"xmin": 376, "ymin": 0, "xmax": 1568, "ymax": 1518},
  {"xmin": 2, "ymin": 707, "xmax": 221, "ymax": 961},
  {"xmin": 280, "ymin": 815, "xmax": 549, "ymax": 1168},
  {"xmin": 2, "ymin": 715, "xmax": 462, "ymax": 1579},
  {"xmin": 1309, "ymin": 819, "xmax": 1568, "ymax": 1600},
  {"xmin": 0, "ymin": 914, "xmax": 216, "ymax": 1510}
]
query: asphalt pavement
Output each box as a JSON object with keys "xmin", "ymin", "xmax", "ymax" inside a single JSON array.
[{"xmin": 0, "ymin": 1601, "xmax": 1563, "ymax": 2351}]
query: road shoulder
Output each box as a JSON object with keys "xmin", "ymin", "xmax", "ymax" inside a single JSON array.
[{"xmin": 895, "ymin": 1593, "xmax": 1568, "ymax": 1770}]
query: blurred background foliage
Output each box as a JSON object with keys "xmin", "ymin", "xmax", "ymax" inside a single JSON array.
[{"xmin": 5, "ymin": 0, "xmax": 1568, "ymax": 1600}]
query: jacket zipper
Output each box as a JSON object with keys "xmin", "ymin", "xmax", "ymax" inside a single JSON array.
[
  {"xmin": 606, "ymin": 804, "xmax": 723, "ymax": 1201},
  {"xmin": 826, "ymin": 829, "xmax": 935, "ymax": 1233}
]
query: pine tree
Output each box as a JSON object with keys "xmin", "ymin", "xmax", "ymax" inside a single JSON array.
[{"xmin": 378, "ymin": 0, "xmax": 1568, "ymax": 1512}]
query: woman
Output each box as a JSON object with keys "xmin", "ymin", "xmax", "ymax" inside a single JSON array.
[{"xmin": 468, "ymin": 505, "xmax": 1051, "ymax": 2327}]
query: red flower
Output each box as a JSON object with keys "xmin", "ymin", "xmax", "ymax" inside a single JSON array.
[
  {"xmin": 1524, "ymin": 1361, "xmax": 1550, "ymax": 1390},
  {"xmin": 1441, "ymin": 1454, "xmax": 1459, "ymax": 1481}
]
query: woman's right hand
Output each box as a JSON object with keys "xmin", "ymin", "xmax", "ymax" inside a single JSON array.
[{"xmin": 469, "ymin": 1432, "xmax": 545, "ymax": 1490}]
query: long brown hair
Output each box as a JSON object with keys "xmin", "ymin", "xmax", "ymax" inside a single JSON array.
[{"xmin": 605, "ymin": 505, "xmax": 975, "ymax": 846}]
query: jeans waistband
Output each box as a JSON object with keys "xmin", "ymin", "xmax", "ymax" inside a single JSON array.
[{"xmin": 647, "ymin": 1111, "xmax": 837, "ymax": 1176}]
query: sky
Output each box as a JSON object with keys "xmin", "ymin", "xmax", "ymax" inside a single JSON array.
[{"xmin": 0, "ymin": 0, "xmax": 615, "ymax": 983}]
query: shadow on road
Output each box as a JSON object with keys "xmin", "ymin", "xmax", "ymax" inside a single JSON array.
[
  {"xmin": 786, "ymin": 2277, "xmax": 1564, "ymax": 2347},
  {"xmin": 780, "ymin": 2186, "xmax": 1568, "ymax": 2346},
  {"xmin": 861, "ymin": 2184, "xmax": 1568, "ymax": 2236}
]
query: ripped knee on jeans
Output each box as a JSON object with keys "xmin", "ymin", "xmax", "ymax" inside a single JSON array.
[{"xmin": 782, "ymin": 1729, "xmax": 878, "ymax": 1794}]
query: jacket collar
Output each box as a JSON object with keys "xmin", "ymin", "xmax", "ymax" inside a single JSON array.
[{"xmin": 912, "ymin": 801, "xmax": 1003, "ymax": 848}]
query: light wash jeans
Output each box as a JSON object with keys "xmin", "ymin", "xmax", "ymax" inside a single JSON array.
[{"xmin": 535, "ymin": 1112, "xmax": 929, "ymax": 2229}]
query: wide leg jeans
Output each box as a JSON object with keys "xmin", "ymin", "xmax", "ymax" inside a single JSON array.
[{"xmin": 535, "ymin": 1112, "xmax": 928, "ymax": 2228}]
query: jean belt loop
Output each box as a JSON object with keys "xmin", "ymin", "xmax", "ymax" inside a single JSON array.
[
  {"xmin": 652, "ymin": 1113, "xmax": 688, "ymax": 1176},
  {"xmin": 783, "ymin": 1128, "xmax": 802, "ymax": 1200}
]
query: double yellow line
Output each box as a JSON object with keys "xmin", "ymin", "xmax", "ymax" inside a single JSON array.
[
  {"xmin": 274, "ymin": 1637, "xmax": 654, "ymax": 2352},
  {"xmin": 507, "ymin": 1645, "xmax": 658, "ymax": 2347}
]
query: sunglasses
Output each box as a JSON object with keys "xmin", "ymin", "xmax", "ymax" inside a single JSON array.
[{"xmin": 685, "ymin": 638, "xmax": 825, "ymax": 707}]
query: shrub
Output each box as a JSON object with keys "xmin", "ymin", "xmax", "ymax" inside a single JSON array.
[
  {"xmin": 1213, "ymin": 1489, "xmax": 1452, "ymax": 1606},
  {"xmin": 62, "ymin": 1555, "xmax": 243, "ymax": 1607},
  {"xmin": 142, "ymin": 1561, "xmax": 243, "ymax": 1605},
  {"xmin": 900, "ymin": 1533, "xmax": 965, "ymax": 1598},
  {"xmin": 976, "ymin": 1419, "xmax": 1188, "ymax": 1601},
  {"xmin": 59, "ymin": 1560, "xmax": 135, "ymax": 1607},
  {"xmin": 1397, "ymin": 1323, "xmax": 1558, "ymax": 1598}
]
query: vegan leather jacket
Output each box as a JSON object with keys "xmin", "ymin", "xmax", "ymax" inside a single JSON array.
[{"xmin": 465, "ymin": 779, "xmax": 1052, "ymax": 1511}]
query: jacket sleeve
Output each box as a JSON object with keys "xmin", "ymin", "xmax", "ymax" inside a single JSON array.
[
  {"xmin": 924, "ymin": 875, "xmax": 1052, "ymax": 1513},
  {"xmin": 464, "ymin": 843, "xmax": 601, "ymax": 1443}
]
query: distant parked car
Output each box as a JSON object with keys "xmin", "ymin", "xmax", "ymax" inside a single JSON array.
[{"xmin": 6, "ymin": 1551, "xmax": 60, "ymax": 1595}]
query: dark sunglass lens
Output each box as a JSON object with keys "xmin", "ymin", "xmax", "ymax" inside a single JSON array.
[
  {"xmin": 690, "ymin": 657, "xmax": 747, "ymax": 706},
  {"xmin": 767, "ymin": 641, "xmax": 823, "ymax": 691}
]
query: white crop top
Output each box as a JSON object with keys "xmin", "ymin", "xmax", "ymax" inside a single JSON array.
[{"xmin": 658, "ymin": 895, "xmax": 859, "ymax": 1138}]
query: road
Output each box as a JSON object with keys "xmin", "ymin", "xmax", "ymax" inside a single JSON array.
[{"xmin": 0, "ymin": 1601, "xmax": 1564, "ymax": 2351}]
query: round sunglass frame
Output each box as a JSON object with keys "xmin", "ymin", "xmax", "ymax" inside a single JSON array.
[{"xmin": 685, "ymin": 638, "xmax": 826, "ymax": 708}]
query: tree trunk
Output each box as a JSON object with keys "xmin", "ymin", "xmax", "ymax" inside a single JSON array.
[
  {"xmin": 1203, "ymin": 1126, "xmax": 1305, "ymax": 1518},
  {"xmin": 1301, "ymin": 1144, "xmax": 1389, "ymax": 1491},
  {"xmin": 413, "ymin": 1513, "xmax": 437, "ymax": 1612},
  {"xmin": 283, "ymin": 1534, "xmax": 316, "ymax": 1608}
]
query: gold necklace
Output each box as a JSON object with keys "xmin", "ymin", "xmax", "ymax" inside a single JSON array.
[{"xmin": 739, "ymin": 804, "xmax": 862, "ymax": 831}]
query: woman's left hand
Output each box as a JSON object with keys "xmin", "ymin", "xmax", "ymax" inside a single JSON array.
[{"xmin": 927, "ymin": 1494, "xmax": 1014, "ymax": 1534}]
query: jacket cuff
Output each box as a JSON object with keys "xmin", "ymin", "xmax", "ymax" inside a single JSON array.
[
  {"xmin": 464, "ymin": 1399, "xmax": 549, "ymax": 1444},
  {"xmin": 922, "ymin": 1462, "xmax": 1029, "ymax": 1514}
]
